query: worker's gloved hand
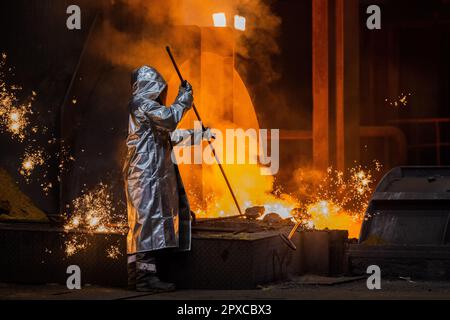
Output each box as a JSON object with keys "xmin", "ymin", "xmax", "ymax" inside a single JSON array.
[
  {"xmin": 202, "ymin": 128, "xmax": 216, "ymax": 142},
  {"xmin": 176, "ymin": 80, "xmax": 194, "ymax": 110},
  {"xmin": 180, "ymin": 80, "xmax": 193, "ymax": 95}
]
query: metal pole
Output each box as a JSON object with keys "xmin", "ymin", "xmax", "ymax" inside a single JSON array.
[{"xmin": 165, "ymin": 46, "xmax": 243, "ymax": 216}]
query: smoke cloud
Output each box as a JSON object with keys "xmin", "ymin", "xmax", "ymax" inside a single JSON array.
[{"xmin": 92, "ymin": 0, "xmax": 281, "ymax": 84}]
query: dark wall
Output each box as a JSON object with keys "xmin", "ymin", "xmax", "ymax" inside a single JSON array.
[
  {"xmin": 0, "ymin": 0, "xmax": 97, "ymax": 214},
  {"xmin": 253, "ymin": 0, "xmax": 313, "ymax": 189},
  {"xmin": 360, "ymin": 0, "xmax": 450, "ymax": 165},
  {"xmin": 250, "ymin": 0, "xmax": 312, "ymax": 131}
]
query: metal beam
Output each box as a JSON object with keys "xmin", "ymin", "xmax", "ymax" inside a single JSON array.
[
  {"xmin": 312, "ymin": 0, "xmax": 329, "ymax": 170},
  {"xmin": 335, "ymin": 0, "xmax": 345, "ymax": 171}
]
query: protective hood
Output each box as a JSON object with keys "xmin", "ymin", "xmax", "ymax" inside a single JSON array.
[{"xmin": 131, "ymin": 66, "xmax": 167, "ymax": 100}]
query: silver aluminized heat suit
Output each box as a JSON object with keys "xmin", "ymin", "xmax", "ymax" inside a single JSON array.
[{"xmin": 124, "ymin": 66, "xmax": 193, "ymax": 254}]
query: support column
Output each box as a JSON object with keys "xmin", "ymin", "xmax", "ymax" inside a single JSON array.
[
  {"xmin": 312, "ymin": 0, "xmax": 329, "ymax": 171},
  {"xmin": 342, "ymin": 0, "xmax": 360, "ymax": 168},
  {"xmin": 313, "ymin": 0, "xmax": 360, "ymax": 172},
  {"xmin": 335, "ymin": 0, "xmax": 345, "ymax": 171}
]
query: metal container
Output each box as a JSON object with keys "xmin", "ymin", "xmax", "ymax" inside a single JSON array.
[
  {"xmin": 0, "ymin": 222, "xmax": 127, "ymax": 287},
  {"xmin": 348, "ymin": 167, "xmax": 450, "ymax": 279},
  {"xmin": 158, "ymin": 218, "xmax": 302, "ymax": 289}
]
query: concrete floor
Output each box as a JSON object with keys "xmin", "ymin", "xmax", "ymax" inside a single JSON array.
[{"xmin": 2, "ymin": 276, "xmax": 450, "ymax": 300}]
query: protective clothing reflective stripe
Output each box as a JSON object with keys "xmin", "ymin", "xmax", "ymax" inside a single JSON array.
[
  {"xmin": 127, "ymin": 254, "xmax": 136, "ymax": 264},
  {"xmin": 136, "ymin": 262, "xmax": 157, "ymax": 272}
]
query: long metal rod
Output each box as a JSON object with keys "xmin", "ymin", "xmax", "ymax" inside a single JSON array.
[{"xmin": 165, "ymin": 46, "xmax": 243, "ymax": 216}]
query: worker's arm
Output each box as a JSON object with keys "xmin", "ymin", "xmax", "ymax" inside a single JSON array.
[
  {"xmin": 171, "ymin": 128, "xmax": 215, "ymax": 146},
  {"xmin": 140, "ymin": 81, "xmax": 193, "ymax": 132}
]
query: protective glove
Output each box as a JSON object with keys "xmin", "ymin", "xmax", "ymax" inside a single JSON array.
[
  {"xmin": 175, "ymin": 80, "xmax": 193, "ymax": 111},
  {"xmin": 203, "ymin": 128, "xmax": 216, "ymax": 142},
  {"xmin": 180, "ymin": 80, "xmax": 193, "ymax": 95}
]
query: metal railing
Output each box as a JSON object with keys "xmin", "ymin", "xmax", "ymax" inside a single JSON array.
[
  {"xmin": 389, "ymin": 118, "xmax": 450, "ymax": 166},
  {"xmin": 272, "ymin": 127, "xmax": 408, "ymax": 168}
]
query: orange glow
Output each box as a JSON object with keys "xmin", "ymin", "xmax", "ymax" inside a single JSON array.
[
  {"xmin": 307, "ymin": 200, "xmax": 362, "ymax": 239},
  {"xmin": 166, "ymin": 51, "xmax": 380, "ymax": 239},
  {"xmin": 163, "ymin": 32, "xmax": 288, "ymax": 219},
  {"xmin": 90, "ymin": 0, "xmax": 378, "ymax": 238},
  {"xmin": 167, "ymin": 53, "xmax": 297, "ymax": 220}
]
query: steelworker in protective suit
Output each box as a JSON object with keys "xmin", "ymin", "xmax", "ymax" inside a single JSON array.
[{"xmin": 124, "ymin": 66, "xmax": 212, "ymax": 292}]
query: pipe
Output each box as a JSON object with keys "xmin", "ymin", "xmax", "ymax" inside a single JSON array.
[{"xmin": 360, "ymin": 126, "xmax": 408, "ymax": 165}]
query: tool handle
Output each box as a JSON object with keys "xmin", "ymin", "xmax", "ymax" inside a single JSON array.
[{"xmin": 166, "ymin": 46, "xmax": 206, "ymax": 131}]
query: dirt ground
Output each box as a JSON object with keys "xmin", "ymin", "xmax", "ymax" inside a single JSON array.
[{"xmin": 2, "ymin": 276, "xmax": 450, "ymax": 300}]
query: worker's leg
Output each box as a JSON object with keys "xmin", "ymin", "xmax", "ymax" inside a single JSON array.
[{"xmin": 135, "ymin": 251, "xmax": 175, "ymax": 292}]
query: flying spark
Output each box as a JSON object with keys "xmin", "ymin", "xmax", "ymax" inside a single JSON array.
[
  {"xmin": 0, "ymin": 53, "xmax": 35, "ymax": 141},
  {"xmin": 385, "ymin": 92, "xmax": 412, "ymax": 108},
  {"xmin": 106, "ymin": 245, "xmax": 122, "ymax": 260},
  {"xmin": 63, "ymin": 183, "xmax": 126, "ymax": 257},
  {"xmin": 19, "ymin": 148, "xmax": 46, "ymax": 181}
]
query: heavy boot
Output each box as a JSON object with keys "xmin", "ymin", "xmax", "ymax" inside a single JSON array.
[
  {"xmin": 127, "ymin": 254, "xmax": 137, "ymax": 290},
  {"xmin": 135, "ymin": 252, "xmax": 175, "ymax": 293}
]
